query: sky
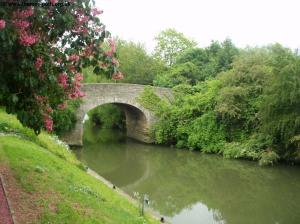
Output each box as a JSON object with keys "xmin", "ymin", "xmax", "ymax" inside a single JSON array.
[{"xmin": 95, "ymin": 0, "xmax": 300, "ymax": 52}]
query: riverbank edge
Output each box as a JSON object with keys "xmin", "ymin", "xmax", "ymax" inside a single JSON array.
[{"xmin": 86, "ymin": 168, "xmax": 169, "ymax": 224}]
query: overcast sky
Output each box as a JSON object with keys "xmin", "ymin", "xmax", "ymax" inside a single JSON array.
[{"xmin": 95, "ymin": 0, "xmax": 300, "ymax": 52}]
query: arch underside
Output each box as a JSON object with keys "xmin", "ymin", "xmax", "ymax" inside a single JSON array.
[{"xmin": 61, "ymin": 100, "xmax": 155, "ymax": 146}]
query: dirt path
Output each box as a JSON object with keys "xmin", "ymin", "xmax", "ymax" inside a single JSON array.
[{"xmin": 0, "ymin": 177, "xmax": 14, "ymax": 224}]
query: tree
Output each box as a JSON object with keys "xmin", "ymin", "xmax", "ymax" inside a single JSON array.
[
  {"xmin": 260, "ymin": 44, "xmax": 300, "ymax": 157},
  {"xmin": 176, "ymin": 39, "xmax": 239, "ymax": 81},
  {"xmin": 116, "ymin": 39, "xmax": 165, "ymax": 84},
  {"xmin": 0, "ymin": 2, "xmax": 120, "ymax": 133},
  {"xmin": 153, "ymin": 62, "xmax": 200, "ymax": 87},
  {"xmin": 154, "ymin": 28, "xmax": 197, "ymax": 66}
]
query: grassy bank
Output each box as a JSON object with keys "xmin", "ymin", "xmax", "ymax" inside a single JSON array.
[{"xmin": 0, "ymin": 108, "xmax": 159, "ymax": 224}]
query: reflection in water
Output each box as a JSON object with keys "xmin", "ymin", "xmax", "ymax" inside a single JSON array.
[{"xmin": 73, "ymin": 123, "xmax": 300, "ymax": 224}]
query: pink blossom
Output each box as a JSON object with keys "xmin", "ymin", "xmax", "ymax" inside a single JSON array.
[
  {"xmin": 91, "ymin": 8, "xmax": 103, "ymax": 16},
  {"xmin": 35, "ymin": 57, "xmax": 44, "ymax": 71},
  {"xmin": 112, "ymin": 71, "xmax": 124, "ymax": 80},
  {"xmin": 69, "ymin": 54, "xmax": 80, "ymax": 62},
  {"xmin": 83, "ymin": 44, "xmax": 93, "ymax": 57},
  {"xmin": 76, "ymin": 15, "xmax": 89, "ymax": 26},
  {"xmin": 69, "ymin": 65, "xmax": 77, "ymax": 73},
  {"xmin": 75, "ymin": 73, "xmax": 83, "ymax": 82},
  {"xmin": 13, "ymin": 7, "xmax": 34, "ymax": 19},
  {"xmin": 69, "ymin": 89, "xmax": 85, "ymax": 99},
  {"xmin": 112, "ymin": 58, "xmax": 119, "ymax": 66},
  {"xmin": 0, "ymin": 20, "xmax": 6, "ymax": 29},
  {"xmin": 12, "ymin": 20, "xmax": 30, "ymax": 29},
  {"xmin": 44, "ymin": 116, "xmax": 53, "ymax": 132},
  {"xmin": 81, "ymin": 27, "xmax": 89, "ymax": 35},
  {"xmin": 57, "ymin": 73, "xmax": 68, "ymax": 88},
  {"xmin": 46, "ymin": 106, "xmax": 53, "ymax": 114},
  {"xmin": 19, "ymin": 32, "xmax": 38, "ymax": 46},
  {"xmin": 57, "ymin": 57, "xmax": 62, "ymax": 64},
  {"xmin": 58, "ymin": 102, "xmax": 67, "ymax": 110},
  {"xmin": 105, "ymin": 50, "xmax": 114, "ymax": 57},
  {"xmin": 35, "ymin": 95, "xmax": 47, "ymax": 104},
  {"xmin": 50, "ymin": 0, "xmax": 58, "ymax": 5},
  {"xmin": 108, "ymin": 38, "xmax": 116, "ymax": 53},
  {"xmin": 72, "ymin": 26, "xmax": 89, "ymax": 35},
  {"xmin": 100, "ymin": 63, "xmax": 108, "ymax": 69}
]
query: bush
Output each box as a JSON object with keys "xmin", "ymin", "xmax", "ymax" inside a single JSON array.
[
  {"xmin": 259, "ymin": 150, "xmax": 280, "ymax": 166},
  {"xmin": 89, "ymin": 104, "xmax": 126, "ymax": 130},
  {"xmin": 52, "ymin": 99, "xmax": 81, "ymax": 136}
]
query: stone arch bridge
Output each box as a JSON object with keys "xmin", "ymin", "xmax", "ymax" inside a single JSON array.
[{"xmin": 61, "ymin": 83, "xmax": 173, "ymax": 146}]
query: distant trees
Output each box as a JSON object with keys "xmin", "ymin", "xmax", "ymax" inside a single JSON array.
[
  {"xmin": 83, "ymin": 39, "xmax": 165, "ymax": 85},
  {"xmin": 259, "ymin": 44, "xmax": 300, "ymax": 159},
  {"xmin": 153, "ymin": 39, "xmax": 239, "ymax": 87},
  {"xmin": 116, "ymin": 40, "xmax": 165, "ymax": 85},
  {"xmin": 154, "ymin": 28, "xmax": 197, "ymax": 66}
]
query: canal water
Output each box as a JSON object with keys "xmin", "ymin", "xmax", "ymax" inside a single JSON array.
[{"xmin": 73, "ymin": 123, "xmax": 300, "ymax": 224}]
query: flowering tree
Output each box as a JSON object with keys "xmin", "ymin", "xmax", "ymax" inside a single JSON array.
[{"xmin": 0, "ymin": 1, "xmax": 122, "ymax": 133}]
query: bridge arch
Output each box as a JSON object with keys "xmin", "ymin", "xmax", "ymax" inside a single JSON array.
[{"xmin": 61, "ymin": 83, "xmax": 172, "ymax": 146}]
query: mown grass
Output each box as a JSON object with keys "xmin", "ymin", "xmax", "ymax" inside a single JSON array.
[{"xmin": 0, "ymin": 108, "xmax": 159, "ymax": 224}]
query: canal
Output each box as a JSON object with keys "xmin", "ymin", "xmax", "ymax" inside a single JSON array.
[{"xmin": 73, "ymin": 122, "xmax": 300, "ymax": 224}]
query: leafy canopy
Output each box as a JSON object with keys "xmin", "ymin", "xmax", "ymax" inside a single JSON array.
[{"xmin": 154, "ymin": 28, "xmax": 197, "ymax": 66}]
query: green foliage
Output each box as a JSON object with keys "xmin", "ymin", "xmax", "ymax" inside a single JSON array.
[
  {"xmin": 82, "ymin": 67, "xmax": 113, "ymax": 83},
  {"xmin": 259, "ymin": 150, "xmax": 280, "ymax": 166},
  {"xmin": 143, "ymin": 44, "xmax": 299, "ymax": 164},
  {"xmin": 153, "ymin": 62, "xmax": 200, "ymax": 87},
  {"xmin": 117, "ymin": 40, "xmax": 166, "ymax": 84},
  {"xmin": 52, "ymin": 99, "xmax": 81, "ymax": 136},
  {"xmin": 154, "ymin": 28, "xmax": 197, "ymax": 66},
  {"xmin": 185, "ymin": 113, "xmax": 226, "ymax": 152},
  {"xmin": 137, "ymin": 86, "xmax": 169, "ymax": 115},
  {"xmin": 215, "ymin": 48, "xmax": 272, "ymax": 140},
  {"xmin": 89, "ymin": 104, "xmax": 126, "ymax": 130},
  {"xmin": 260, "ymin": 44, "xmax": 300, "ymax": 158},
  {"xmin": 83, "ymin": 39, "xmax": 166, "ymax": 85},
  {"xmin": 175, "ymin": 39, "xmax": 239, "ymax": 80}
]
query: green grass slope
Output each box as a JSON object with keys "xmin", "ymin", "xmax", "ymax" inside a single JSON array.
[{"xmin": 0, "ymin": 108, "xmax": 159, "ymax": 224}]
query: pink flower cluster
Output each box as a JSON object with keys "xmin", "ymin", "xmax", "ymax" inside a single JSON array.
[
  {"xmin": 44, "ymin": 115, "xmax": 53, "ymax": 132},
  {"xmin": 58, "ymin": 102, "xmax": 67, "ymax": 110},
  {"xmin": 69, "ymin": 54, "xmax": 80, "ymax": 62},
  {"xmin": 83, "ymin": 44, "xmax": 93, "ymax": 57},
  {"xmin": 19, "ymin": 32, "xmax": 38, "ymax": 46},
  {"xmin": 105, "ymin": 38, "xmax": 116, "ymax": 57},
  {"xmin": 12, "ymin": 20, "xmax": 30, "ymax": 29},
  {"xmin": 12, "ymin": 7, "xmax": 38, "ymax": 46},
  {"xmin": 57, "ymin": 73, "xmax": 68, "ymax": 88},
  {"xmin": 0, "ymin": 20, "xmax": 5, "ymax": 29},
  {"xmin": 69, "ymin": 73, "xmax": 85, "ymax": 99},
  {"xmin": 50, "ymin": 0, "xmax": 58, "ymax": 5},
  {"xmin": 35, "ymin": 95, "xmax": 53, "ymax": 132},
  {"xmin": 35, "ymin": 57, "xmax": 44, "ymax": 71},
  {"xmin": 112, "ymin": 58, "xmax": 119, "ymax": 66},
  {"xmin": 76, "ymin": 15, "xmax": 89, "ymax": 26},
  {"xmin": 112, "ymin": 71, "xmax": 124, "ymax": 80},
  {"xmin": 13, "ymin": 7, "xmax": 34, "ymax": 19}
]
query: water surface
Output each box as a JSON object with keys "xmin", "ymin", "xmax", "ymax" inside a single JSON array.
[{"xmin": 73, "ymin": 125, "xmax": 300, "ymax": 224}]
